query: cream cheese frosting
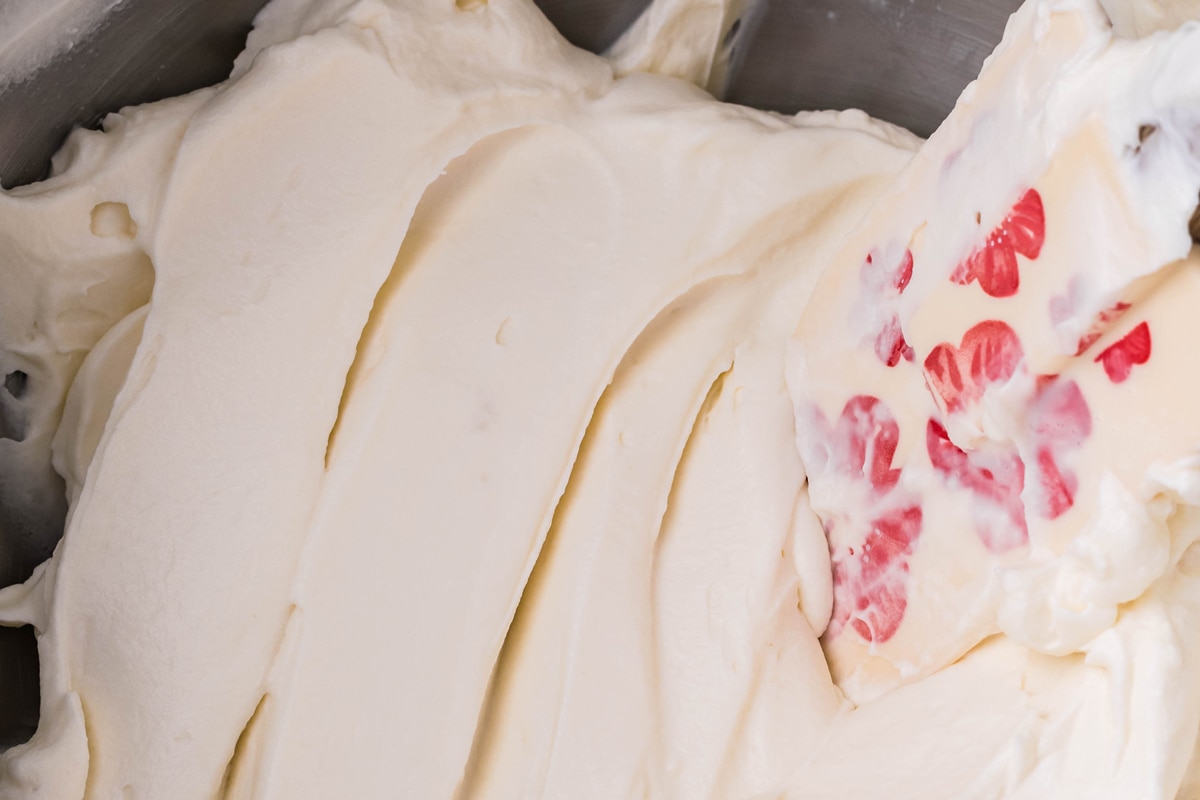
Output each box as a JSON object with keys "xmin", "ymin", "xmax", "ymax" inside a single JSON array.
[{"xmin": 0, "ymin": 0, "xmax": 1198, "ymax": 798}]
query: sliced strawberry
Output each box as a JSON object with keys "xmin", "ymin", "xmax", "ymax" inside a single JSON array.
[
  {"xmin": 875, "ymin": 314, "xmax": 915, "ymax": 367},
  {"xmin": 1026, "ymin": 377, "xmax": 1091, "ymax": 519},
  {"xmin": 1029, "ymin": 377, "xmax": 1092, "ymax": 447},
  {"xmin": 1095, "ymin": 321, "xmax": 1151, "ymax": 383},
  {"xmin": 829, "ymin": 504, "xmax": 923, "ymax": 643},
  {"xmin": 828, "ymin": 395, "xmax": 902, "ymax": 494},
  {"xmin": 1035, "ymin": 447, "xmax": 1075, "ymax": 519},
  {"xmin": 805, "ymin": 394, "xmax": 924, "ymax": 645},
  {"xmin": 1006, "ymin": 189, "xmax": 1046, "ymax": 260},
  {"xmin": 926, "ymin": 419, "xmax": 1027, "ymax": 552},
  {"xmin": 923, "ymin": 320, "xmax": 1024, "ymax": 413},
  {"xmin": 951, "ymin": 233, "xmax": 1021, "ymax": 297},
  {"xmin": 1049, "ymin": 275, "xmax": 1134, "ymax": 356},
  {"xmin": 866, "ymin": 249, "xmax": 917, "ymax": 368},
  {"xmin": 922, "ymin": 371, "xmax": 1088, "ymax": 545},
  {"xmin": 951, "ymin": 189, "xmax": 1045, "ymax": 298},
  {"xmin": 1075, "ymin": 301, "xmax": 1132, "ymax": 355},
  {"xmin": 895, "ymin": 249, "xmax": 914, "ymax": 293}
]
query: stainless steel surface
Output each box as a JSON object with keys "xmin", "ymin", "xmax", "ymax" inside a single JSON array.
[
  {"xmin": 539, "ymin": 0, "xmax": 656, "ymax": 54},
  {"xmin": 0, "ymin": 0, "xmax": 1016, "ymax": 749},
  {"xmin": 0, "ymin": 0, "xmax": 1020, "ymax": 187},
  {"xmin": 729, "ymin": 0, "xmax": 1023, "ymax": 137},
  {"xmin": 0, "ymin": 0, "xmax": 272, "ymax": 189}
]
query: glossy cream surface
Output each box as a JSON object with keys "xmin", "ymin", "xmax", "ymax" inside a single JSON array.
[{"xmin": 0, "ymin": 0, "xmax": 1198, "ymax": 798}]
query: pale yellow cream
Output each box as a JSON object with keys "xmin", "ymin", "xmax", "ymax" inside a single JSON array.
[{"xmin": 0, "ymin": 0, "xmax": 1197, "ymax": 799}]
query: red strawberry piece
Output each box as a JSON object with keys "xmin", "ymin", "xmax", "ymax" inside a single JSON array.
[
  {"xmin": 1075, "ymin": 302, "xmax": 1132, "ymax": 355},
  {"xmin": 1005, "ymin": 189, "xmax": 1046, "ymax": 260},
  {"xmin": 1029, "ymin": 377, "xmax": 1092, "ymax": 446},
  {"xmin": 1026, "ymin": 377, "xmax": 1091, "ymax": 519},
  {"xmin": 875, "ymin": 314, "xmax": 915, "ymax": 367},
  {"xmin": 923, "ymin": 320, "xmax": 1024, "ymax": 413},
  {"xmin": 1035, "ymin": 448, "xmax": 1075, "ymax": 519},
  {"xmin": 867, "ymin": 249, "xmax": 917, "ymax": 368},
  {"xmin": 828, "ymin": 395, "xmax": 903, "ymax": 493},
  {"xmin": 895, "ymin": 249, "xmax": 914, "ymax": 293},
  {"xmin": 829, "ymin": 504, "xmax": 923, "ymax": 643},
  {"xmin": 805, "ymin": 394, "xmax": 924, "ymax": 644},
  {"xmin": 1095, "ymin": 321, "xmax": 1151, "ymax": 383},
  {"xmin": 921, "ymin": 372, "xmax": 1089, "ymax": 546},
  {"xmin": 863, "ymin": 248, "xmax": 915, "ymax": 294},
  {"xmin": 951, "ymin": 189, "xmax": 1045, "ymax": 298},
  {"xmin": 951, "ymin": 233, "xmax": 1020, "ymax": 298},
  {"xmin": 1048, "ymin": 277, "xmax": 1132, "ymax": 355},
  {"xmin": 925, "ymin": 419, "xmax": 1027, "ymax": 551}
]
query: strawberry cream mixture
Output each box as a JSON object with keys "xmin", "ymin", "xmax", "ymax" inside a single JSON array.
[{"xmin": 0, "ymin": 0, "xmax": 1198, "ymax": 798}]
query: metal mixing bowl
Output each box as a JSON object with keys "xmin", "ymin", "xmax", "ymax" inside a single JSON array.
[{"xmin": 0, "ymin": 0, "xmax": 1019, "ymax": 747}]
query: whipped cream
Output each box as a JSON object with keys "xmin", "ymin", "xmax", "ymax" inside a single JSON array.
[{"xmin": 0, "ymin": 0, "xmax": 1197, "ymax": 798}]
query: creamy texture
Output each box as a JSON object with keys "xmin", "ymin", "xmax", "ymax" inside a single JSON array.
[
  {"xmin": 0, "ymin": 0, "xmax": 1198, "ymax": 798},
  {"xmin": 790, "ymin": 2, "xmax": 1200, "ymax": 796}
]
